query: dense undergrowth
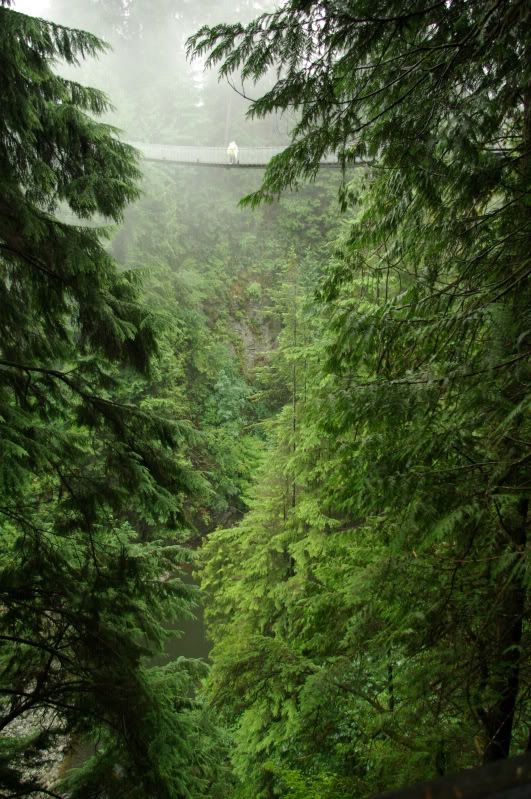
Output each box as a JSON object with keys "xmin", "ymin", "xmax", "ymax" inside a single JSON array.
[{"xmin": 1, "ymin": 1, "xmax": 529, "ymax": 798}]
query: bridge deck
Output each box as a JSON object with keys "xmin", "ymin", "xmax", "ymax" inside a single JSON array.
[{"xmin": 130, "ymin": 142, "xmax": 343, "ymax": 168}]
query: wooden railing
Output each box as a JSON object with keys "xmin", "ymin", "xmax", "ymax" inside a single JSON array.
[{"xmin": 370, "ymin": 753, "xmax": 531, "ymax": 799}]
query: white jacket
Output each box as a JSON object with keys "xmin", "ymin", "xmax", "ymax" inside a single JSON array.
[{"xmin": 227, "ymin": 142, "xmax": 239, "ymax": 163}]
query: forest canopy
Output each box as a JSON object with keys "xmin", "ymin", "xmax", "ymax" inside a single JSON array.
[
  {"xmin": 1, "ymin": 0, "xmax": 530, "ymax": 798},
  {"xmin": 188, "ymin": 0, "xmax": 531, "ymax": 795}
]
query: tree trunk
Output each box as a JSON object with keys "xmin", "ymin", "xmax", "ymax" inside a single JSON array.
[{"xmin": 482, "ymin": 498, "xmax": 528, "ymax": 762}]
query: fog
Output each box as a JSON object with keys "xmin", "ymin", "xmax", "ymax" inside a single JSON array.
[
  {"xmin": 14, "ymin": 0, "xmax": 290, "ymax": 147},
  {"xmin": 14, "ymin": 0, "xmax": 49, "ymax": 14}
]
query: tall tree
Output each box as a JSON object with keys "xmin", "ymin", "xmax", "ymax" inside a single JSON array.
[
  {"xmin": 189, "ymin": 0, "xmax": 531, "ymax": 790},
  {"xmin": 0, "ymin": 4, "xmax": 226, "ymax": 797}
]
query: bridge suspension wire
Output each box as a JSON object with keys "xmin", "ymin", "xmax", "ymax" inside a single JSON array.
[{"xmin": 129, "ymin": 141, "xmax": 355, "ymax": 168}]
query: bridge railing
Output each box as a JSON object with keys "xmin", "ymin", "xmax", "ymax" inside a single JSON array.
[
  {"xmin": 129, "ymin": 141, "xmax": 339, "ymax": 166},
  {"xmin": 369, "ymin": 753, "xmax": 531, "ymax": 799}
]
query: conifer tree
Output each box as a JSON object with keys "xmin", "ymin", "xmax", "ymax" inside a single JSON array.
[
  {"xmin": 0, "ymin": 3, "xmax": 225, "ymax": 796},
  {"xmin": 190, "ymin": 1, "xmax": 531, "ymax": 793}
]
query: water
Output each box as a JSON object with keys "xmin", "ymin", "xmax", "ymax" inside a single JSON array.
[
  {"xmin": 156, "ymin": 571, "xmax": 211, "ymax": 663},
  {"xmin": 59, "ymin": 572, "xmax": 210, "ymax": 775}
]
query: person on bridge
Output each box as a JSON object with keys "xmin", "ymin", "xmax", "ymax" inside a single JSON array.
[{"xmin": 227, "ymin": 141, "xmax": 239, "ymax": 165}]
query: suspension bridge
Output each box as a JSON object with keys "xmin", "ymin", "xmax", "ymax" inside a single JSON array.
[{"xmin": 130, "ymin": 142, "xmax": 352, "ymax": 168}]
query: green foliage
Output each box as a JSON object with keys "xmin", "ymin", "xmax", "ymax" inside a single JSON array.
[
  {"xmin": 3, "ymin": 1, "xmax": 529, "ymax": 796},
  {"xmin": 0, "ymin": 6, "xmax": 232, "ymax": 797},
  {"xmin": 188, "ymin": 0, "xmax": 530, "ymax": 205},
  {"xmin": 191, "ymin": 1, "xmax": 530, "ymax": 796},
  {"xmin": 111, "ymin": 161, "xmax": 341, "ymax": 531},
  {"xmin": 57, "ymin": 660, "xmax": 233, "ymax": 799},
  {"xmin": 0, "ymin": 5, "xmax": 343, "ymax": 793}
]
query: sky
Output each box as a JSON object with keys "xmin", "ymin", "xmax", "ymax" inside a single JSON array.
[{"xmin": 14, "ymin": 0, "xmax": 50, "ymax": 14}]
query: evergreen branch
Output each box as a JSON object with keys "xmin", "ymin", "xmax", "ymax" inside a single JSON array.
[
  {"xmin": 0, "ymin": 359, "xmax": 157, "ymax": 418},
  {"xmin": 0, "ymin": 243, "xmax": 68, "ymax": 283},
  {"xmin": 347, "ymin": 350, "xmax": 531, "ymax": 387}
]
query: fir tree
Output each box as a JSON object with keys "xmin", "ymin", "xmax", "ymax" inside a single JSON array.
[
  {"xmin": 0, "ymin": 3, "xmax": 225, "ymax": 797},
  {"xmin": 189, "ymin": 0, "xmax": 530, "ymax": 793}
]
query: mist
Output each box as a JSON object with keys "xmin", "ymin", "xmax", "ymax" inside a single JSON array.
[{"xmin": 15, "ymin": 0, "xmax": 290, "ymax": 147}]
